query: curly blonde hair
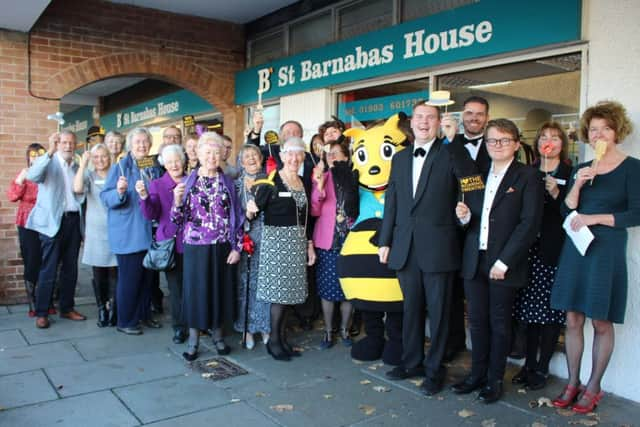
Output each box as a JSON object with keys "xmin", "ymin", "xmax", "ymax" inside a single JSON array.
[{"xmin": 579, "ymin": 100, "xmax": 633, "ymax": 143}]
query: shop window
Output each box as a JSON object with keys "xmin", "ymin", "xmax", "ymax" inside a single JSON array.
[
  {"xmin": 402, "ymin": 0, "xmax": 477, "ymax": 22},
  {"xmin": 250, "ymin": 31, "xmax": 285, "ymax": 67},
  {"xmin": 247, "ymin": 104, "xmax": 281, "ymax": 145},
  {"xmin": 337, "ymin": 78, "xmax": 429, "ymax": 128},
  {"xmin": 338, "ymin": 0, "xmax": 393, "ymax": 41},
  {"xmin": 290, "ymin": 12, "xmax": 333, "ymax": 55},
  {"xmin": 437, "ymin": 53, "xmax": 582, "ymax": 165}
]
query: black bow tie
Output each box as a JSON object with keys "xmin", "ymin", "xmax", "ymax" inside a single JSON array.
[
  {"xmin": 465, "ymin": 138, "xmax": 482, "ymax": 147},
  {"xmin": 414, "ymin": 147, "xmax": 426, "ymax": 157}
]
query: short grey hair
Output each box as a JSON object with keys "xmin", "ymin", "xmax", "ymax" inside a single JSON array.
[
  {"xmin": 59, "ymin": 130, "xmax": 77, "ymax": 142},
  {"xmin": 90, "ymin": 143, "xmax": 110, "ymax": 155},
  {"xmin": 281, "ymin": 136, "xmax": 306, "ymax": 152},
  {"xmin": 238, "ymin": 144, "xmax": 262, "ymax": 161},
  {"xmin": 159, "ymin": 143, "xmax": 186, "ymax": 166},
  {"xmin": 105, "ymin": 131, "xmax": 124, "ymax": 145},
  {"xmin": 125, "ymin": 127, "xmax": 153, "ymax": 151},
  {"xmin": 197, "ymin": 132, "xmax": 223, "ymax": 151}
]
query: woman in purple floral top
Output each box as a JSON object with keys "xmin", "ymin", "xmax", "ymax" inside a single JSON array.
[{"xmin": 171, "ymin": 132, "xmax": 244, "ymax": 361}]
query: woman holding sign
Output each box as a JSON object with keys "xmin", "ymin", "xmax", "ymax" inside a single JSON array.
[
  {"xmin": 101, "ymin": 127, "xmax": 163, "ymax": 335},
  {"xmin": 511, "ymin": 122, "xmax": 572, "ymax": 390},
  {"xmin": 452, "ymin": 119, "xmax": 543, "ymax": 403},
  {"xmin": 550, "ymin": 101, "xmax": 640, "ymax": 413}
]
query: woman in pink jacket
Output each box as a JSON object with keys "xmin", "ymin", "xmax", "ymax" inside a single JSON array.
[
  {"xmin": 311, "ymin": 140, "xmax": 358, "ymax": 349},
  {"xmin": 6, "ymin": 144, "xmax": 45, "ymax": 316}
]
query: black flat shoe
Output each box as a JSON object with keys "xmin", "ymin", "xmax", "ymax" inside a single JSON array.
[
  {"xmin": 213, "ymin": 339, "xmax": 231, "ymax": 356},
  {"xmin": 142, "ymin": 319, "xmax": 162, "ymax": 329},
  {"xmin": 451, "ymin": 375, "xmax": 487, "ymax": 394},
  {"xmin": 266, "ymin": 342, "xmax": 291, "ymax": 361},
  {"xmin": 421, "ymin": 377, "xmax": 444, "ymax": 396},
  {"xmin": 173, "ymin": 329, "xmax": 187, "ymax": 344},
  {"xmin": 511, "ymin": 367, "xmax": 530, "ymax": 385},
  {"xmin": 385, "ymin": 366, "xmax": 425, "ymax": 380},
  {"xmin": 443, "ymin": 344, "xmax": 466, "ymax": 363},
  {"xmin": 117, "ymin": 326, "xmax": 143, "ymax": 335},
  {"xmin": 527, "ymin": 371, "xmax": 548, "ymax": 390},
  {"xmin": 182, "ymin": 351, "xmax": 198, "ymax": 362},
  {"xmin": 478, "ymin": 381, "xmax": 503, "ymax": 404}
]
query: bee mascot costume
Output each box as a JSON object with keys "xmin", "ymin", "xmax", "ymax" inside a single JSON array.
[{"xmin": 338, "ymin": 113, "xmax": 408, "ymax": 365}]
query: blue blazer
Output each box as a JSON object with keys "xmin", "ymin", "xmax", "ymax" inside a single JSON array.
[
  {"xmin": 100, "ymin": 153, "xmax": 162, "ymax": 255},
  {"xmin": 25, "ymin": 153, "xmax": 84, "ymax": 238}
]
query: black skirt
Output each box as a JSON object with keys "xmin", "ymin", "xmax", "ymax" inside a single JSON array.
[{"xmin": 182, "ymin": 242, "xmax": 236, "ymax": 331}]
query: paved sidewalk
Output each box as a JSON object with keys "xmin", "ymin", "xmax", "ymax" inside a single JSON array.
[{"xmin": 1, "ymin": 293, "xmax": 639, "ymax": 426}]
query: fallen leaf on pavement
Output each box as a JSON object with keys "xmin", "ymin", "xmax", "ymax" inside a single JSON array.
[
  {"xmin": 323, "ymin": 394, "xmax": 333, "ymax": 399},
  {"xmin": 517, "ymin": 388, "xmax": 527, "ymax": 394},
  {"xmin": 568, "ymin": 420, "xmax": 598, "ymax": 426},
  {"xmin": 537, "ymin": 397, "xmax": 553, "ymax": 408},
  {"xmin": 206, "ymin": 361, "xmax": 219, "ymax": 367},
  {"xmin": 556, "ymin": 408, "xmax": 574, "ymax": 417},
  {"xmin": 458, "ymin": 409, "xmax": 474, "ymax": 418},
  {"xmin": 409, "ymin": 379, "xmax": 424, "ymax": 387},
  {"xmin": 230, "ymin": 398, "xmax": 240, "ymax": 403},
  {"xmin": 373, "ymin": 385, "xmax": 390, "ymax": 393},
  {"xmin": 481, "ymin": 418, "xmax": 496, "ymax": 427},
  {"xmin": 255, "ymin": 392, "xmax": 266, "ymax": 397},
  {"xmin": 437, "ymin": 396, "xmax": 444, "ymax": 401},
  {"xmin": 531, "ymin": 422, "xmax": 547, "ymax": 427},
  {"xmin": 360, "ymin": 379, "xmax": 372, "ymax": 385},
  {"xmin": 270, "ymin": 404, "xmax": 294, "ymax": 412},
  {"xmin": 359, "ymin": 404, "xmax": 376, "ymax": 415}
]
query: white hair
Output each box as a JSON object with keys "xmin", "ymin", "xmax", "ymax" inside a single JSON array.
[
  {"xmin": 90, "ymin": 143, "xmax": 110, "ymax": 155},
  {"xmin": 158, "ymin": 144, "xmax": 186, "ymax": 166},
  {"xmin": 281, "ymin": 136, "xmax": 306, "ymax": 152},
  {"xmin": 197, "ymin": 132, "xmax": 223, "ymax": 151},
  {"xmin": 125, "ymin": 127, "xmax": 153, "ymax": 151}
]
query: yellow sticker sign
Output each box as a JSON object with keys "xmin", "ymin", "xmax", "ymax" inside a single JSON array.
[
  {"xmin": 136, "ymin": 156, "xmax": 156, "ymax": 169},
  {"xmin": 460, "ymin": 174, "xmax": 485, "ymax": 193}
]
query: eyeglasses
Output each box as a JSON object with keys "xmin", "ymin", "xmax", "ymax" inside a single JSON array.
[
  {"xmin": 29, "ymin": 149, "xmax": 46, "ymax": 158},
  {"xmin": 326, "ymin": 151, "xmax": 343, "ymax": 158},
  {"xmin": 486, "ymin": 138, "xmax": 515, "ymax": 147},
  {"xmin": 163, "ymin": 134, "xmax": 181, "ymax": 140}
]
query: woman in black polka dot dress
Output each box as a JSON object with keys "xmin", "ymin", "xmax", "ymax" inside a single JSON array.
[{"xmin": 513, "ymin": 122, "xmax": 573, "ymax": 390}]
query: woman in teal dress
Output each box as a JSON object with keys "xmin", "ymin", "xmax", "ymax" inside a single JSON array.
[{"xmin": 551, "ymin": 101, "xmax": 640, "ymax": 413}]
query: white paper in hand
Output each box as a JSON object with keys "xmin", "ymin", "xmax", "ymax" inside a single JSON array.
[{"xmin": 562, "ymin": 211, "xmax": 594, "ymax": 256}]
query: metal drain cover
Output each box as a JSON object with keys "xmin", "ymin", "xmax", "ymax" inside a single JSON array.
[{"xmin": 192, "ymin": 357, "xmax": 248, "ymax": 381}]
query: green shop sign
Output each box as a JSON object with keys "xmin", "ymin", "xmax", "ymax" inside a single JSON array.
[
  {"xmin": 235, "ymin": 0, "xmax": 581, "ymax": 105},
  {"xmin": 60, "ymin": 106, "xmax": 93, "ymax": 142},
  {"xmin": 338, "ymin": 90, "xmax": 428, "ymax": 122},
  {"xmin": 100, "ymin": 89, "xmax": 214, "ymax": 131}
]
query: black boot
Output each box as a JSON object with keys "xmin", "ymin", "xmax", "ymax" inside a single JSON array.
[
  {"xmin": 24, "ymin": 280, "xmax": 36, "ymax": 317},
  {"xmin": 107, "ymin": 298, "xmax": 117, "ymax": 327},
  {"xmin": 92, "ymin": 279, "xmax": 108, "ymax": 327}
]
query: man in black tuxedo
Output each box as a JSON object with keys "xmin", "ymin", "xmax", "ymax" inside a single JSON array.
[
  {"xmin": 444, "ymin": 96, "xmax": 491, "ymax": 362},
  {"xmin": 378, "ymin": 102, "xmax": 476, "ymax": 395},
  {"xmin": 451, "ymin": 118, "xmax": 543, "ymax": 403}
]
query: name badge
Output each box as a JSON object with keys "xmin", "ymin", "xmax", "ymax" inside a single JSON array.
[
  {"xmin": 555, "ymin": 178, "xmax": 567, "ymax": 186},
  {"xmin": 279, "ymin": 191, "xmax": 292, "ymax": 197}
]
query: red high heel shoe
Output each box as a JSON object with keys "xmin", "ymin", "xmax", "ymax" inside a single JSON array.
[
  {"xmin": 572, "ymin": 390, "xmax": 604, "ymax": 414},
  {"xmin": 552, "ymin": 383, "xmax": 584, "ymax": 408}
]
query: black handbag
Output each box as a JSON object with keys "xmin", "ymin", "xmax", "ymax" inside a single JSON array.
[{"xmin": 143, "ymin": 237, "xmax": 176, "ymax": 271}]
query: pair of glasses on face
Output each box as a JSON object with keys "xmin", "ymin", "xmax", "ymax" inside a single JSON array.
[
  {"xmin": 486, "ymin": 138, "xmax": 515, "ymax": 147},
  {"xmin": 29, "ymin": 149, "xmax": 46, "ymax": 158}
]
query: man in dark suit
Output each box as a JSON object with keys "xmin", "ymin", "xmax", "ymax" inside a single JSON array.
[
  {"xmin": 378, "ymin": 102, "xmax": 476, "ymax": 395},
  {"xmin": 444, "ymin": 96, "xmax": 491, "ymax": 362},
  {"xmin": 451, "ymin": 118, "xmax": 543, "ymax": 403}
]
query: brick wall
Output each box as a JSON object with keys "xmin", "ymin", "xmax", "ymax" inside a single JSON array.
[{"xmin": 0, "ymin": 0, "xmax": 246, "ymax": 303}]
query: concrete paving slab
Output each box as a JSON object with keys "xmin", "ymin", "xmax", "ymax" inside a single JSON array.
[
  {"xmin": 146, "ymin": 401, "xmax": 279, "ymax": 427},
  {"xmin": 114, "ymin": 373, "xmax": 232, "ymax": 424},
  {"xmin": 5, "ymin": 303, "xmax": 30, "ymax": 314},
  {"xmin": 0, "ymin": 329, "xmax": 28, "ymax": 349},
  {"xmin": 73, "ymin": 327, "xmax": 176, "ymax": 361},
  {"xmin": 0, "ymin": 390, "xmax": 139, "ymax": 427},
  {"xmin": 0, "ymin": 370, "xmax": 58, "ymax": 409},
  {"xmin": 20, "ymin": 305, "xmax": 103, "ymax": 345},
  {"xmin": 45, "ymin": 351, "xmax": 190, "ymax": 397},
  {"xmin": 0, "ymin": 341, "xmax": 84, "ymax": 376},
  {"xmin": 0, "ymin": 305, "xmax": 10, "ymax": 315}
]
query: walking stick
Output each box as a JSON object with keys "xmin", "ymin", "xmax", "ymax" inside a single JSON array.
[{"xmin": 241, "ymin": 232, "xmax": 255, "ymax": 348}]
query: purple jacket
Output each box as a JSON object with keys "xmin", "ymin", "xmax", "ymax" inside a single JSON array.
[{"xmin": 139, "ymin": 172, "xmax": 185, "ymax": 254}]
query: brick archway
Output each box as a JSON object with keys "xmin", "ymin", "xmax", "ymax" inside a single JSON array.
[{"xmin": 46, "ymin": 52, "xmax": 235, "ymax": 115}]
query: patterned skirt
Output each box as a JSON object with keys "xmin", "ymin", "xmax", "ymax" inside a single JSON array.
[
  {"xmin": 316, "ymin": 248, "xmax": 346, "ymax": 302},
  {"xmin": 256, "ymin": 225, "xmax": 308, "ymax": 305}
]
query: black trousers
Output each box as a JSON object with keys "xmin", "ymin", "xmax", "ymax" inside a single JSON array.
[
  {"xmin": 397, "ymin": 241, "xmax": 453, "ymax": 380},
  {"xmin": 116, "ymin": 252, "xmax": 153, "ymax": 328},
  {"xmin": 464, "ymin": 251, "xmax": 518, "ymax": 383},
  {"xmin": 35, "ymin": 213, "xmax": 82, "ymax": 317},
  {"xmin": 165, "ymin": 253, "xmax": 184, "ymax": 330},
  {"xmin": 447, "ymin": 274, "xmax": 467, "ymax": 350},
  {"xmin": 18, "ymin": 226, "xmax": 41, "ymax": 284}
]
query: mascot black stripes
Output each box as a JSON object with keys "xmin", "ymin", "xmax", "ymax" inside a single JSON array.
[{"xmin": 337, "ymin": 113, "xmax": 409, "ymax": 365}]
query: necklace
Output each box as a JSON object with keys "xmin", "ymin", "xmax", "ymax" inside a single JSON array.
[{"xmin": 281, "ymin": 175, "xmax": 308, "ymax": 238}]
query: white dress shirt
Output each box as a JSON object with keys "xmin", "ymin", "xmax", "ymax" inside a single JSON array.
[
  {"xmin": 412, "ymin": 139, "xmax": 435, "ymax": 197},
  {"xmin": 463, "ymin": 133, "xmax": 484, "ymax": 161},
  {"xmin": 56, "ymin": 152, "xmax": 79, "ymax": 213},
  {"xmin": 478, "ymin": 160, "xmax": 513, "ymax": 272}
]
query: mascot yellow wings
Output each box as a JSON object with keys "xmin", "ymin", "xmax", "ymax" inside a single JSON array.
[{"xmin": 338, "ymin": 113, "xmax": 407, "ymax": 365}]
